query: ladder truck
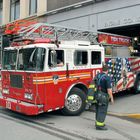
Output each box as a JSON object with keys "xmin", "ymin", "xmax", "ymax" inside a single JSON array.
[
  {"xmin": 0, "ymin": 22, "xmax": 139, "ymax": 115},
  {"xmin": 0, "ymin": 22, "xmax": 104, "ymax": 115}
]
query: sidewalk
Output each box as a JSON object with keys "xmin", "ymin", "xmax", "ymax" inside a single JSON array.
[{"xmin": 108, "ymin": 93, "xmax": 140, "ymax": 119}]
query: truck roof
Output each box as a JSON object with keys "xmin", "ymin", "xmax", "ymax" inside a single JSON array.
[{"xmin": 4, "ymin": 40, "xmax": 104, "ymax": 50}]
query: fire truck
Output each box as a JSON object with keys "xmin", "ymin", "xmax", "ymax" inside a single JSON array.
[
  {"xmin": 0, "ymin": 22, "xmax": 105, "ymax": 115},
  {"xmin": 0, "ymin": 22, "xmax": 139, "ymax": 116}
]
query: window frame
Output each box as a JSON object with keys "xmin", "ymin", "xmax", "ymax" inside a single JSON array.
[
  {"xmin": 48, "ymin": 49, "xmax": 65, "ymax": 67},
  {"xmin": 91, "ymin": 51, "xmax": 102, "ymax": 65},
  {"xmin": 74, "ymin": 50, "xmax": 88, "ymax": 66},
  {"xmin": 29, "ymin": 0, "xmax": 37, "ymax": 16},
  {"xmin": 0, "ymin": 0, "xmax": 2, "ymax": 25},
  {"xmin": 10, "ymin": 0, "xmax": 20, "ymax": 21},
  {"xmin": 17, "ymin": 47, "xmax": 46, "ymax": 71}
]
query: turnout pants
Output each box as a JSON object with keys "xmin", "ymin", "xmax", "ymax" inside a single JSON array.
[{"xmin": 95, "ymin": 93, "xmax": 109, "ymax": 127}]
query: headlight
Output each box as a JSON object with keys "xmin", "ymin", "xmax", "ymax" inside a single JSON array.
[
  {"xmin": 3, "ymin": 89, "xmax": 9, "ymax": 94},
  {"xmin": 24, "ymin": 93, "xmax": 33, "ymax": 100}
]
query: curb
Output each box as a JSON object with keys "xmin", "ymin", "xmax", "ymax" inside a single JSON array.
[{"xmin": 108, "ymin": 112, "xmax": 140, "ymax": 119}]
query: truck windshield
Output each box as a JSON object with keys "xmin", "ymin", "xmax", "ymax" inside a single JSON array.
[
  {"xmin": 17, "ymin": 47, "xmax": 46, "ymax": 71},
  {"xmin": 3, "ymin": 47, "xmax": 46, "ymax": 71},
  {"xmin": 3, "ymin": 50, "xmax": 17, "ymax": 70}
]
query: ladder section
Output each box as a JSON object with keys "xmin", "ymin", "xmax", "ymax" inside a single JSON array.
[{"xmin": 14, "ymin": 23, "xmax": 98, "ymax": 44}]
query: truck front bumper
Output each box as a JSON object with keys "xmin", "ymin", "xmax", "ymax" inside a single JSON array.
[{"xmin": 0, "ymin": 96, "xmax": 44, "ymax": 115}]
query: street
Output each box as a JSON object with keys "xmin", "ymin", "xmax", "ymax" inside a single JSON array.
[{"xmin": 0, "ymin": 92, "xmax": 140, "ymax": 140}]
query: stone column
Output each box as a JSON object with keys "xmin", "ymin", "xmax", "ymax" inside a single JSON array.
[
  {"xmin": 20, "ymin": 0, "xmax": 29, "ymax": 19},
  {"xmin": 2, "ymin": 0, "xmax": 10, "ymax": 25},
  {"xmin": 37, "ymin": 0, "xmax": 47, "ymax": 16}
]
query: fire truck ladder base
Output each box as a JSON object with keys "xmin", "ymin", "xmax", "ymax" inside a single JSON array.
[{"xmin": 15, "ymin": 23, "xmax": 98, "ymax": 44}]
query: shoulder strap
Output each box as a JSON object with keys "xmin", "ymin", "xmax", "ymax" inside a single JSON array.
[{"xmin": 98, "ymin": 73, "xmax": 106, "ymax": 85}]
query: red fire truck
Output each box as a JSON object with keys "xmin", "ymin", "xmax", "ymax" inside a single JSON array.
[
  {"xmin": 0, "ymin": 22, "xmax": 105, "ymax": 115},
  {"xmin": 0, "ymin": 22, "xmax": 139, "ymax": 115}
]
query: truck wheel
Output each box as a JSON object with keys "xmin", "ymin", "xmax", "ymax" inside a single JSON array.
[{"xmin": 61, "ymin": 87, "xmax": 86, "ymax": 116}]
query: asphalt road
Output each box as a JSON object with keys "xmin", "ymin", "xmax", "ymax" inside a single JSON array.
[{"xmin": 0, "ymin": 92, "xmax": 140, "ymax": 140}]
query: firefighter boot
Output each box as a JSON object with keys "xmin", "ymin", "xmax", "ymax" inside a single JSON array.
[
  {"xmin": 96, "ymin": 125, "xmax": 108, "ymax": 130},
  {"xmin": 85, "ymin": 102, "xmax": 91, "ymax": 110}
]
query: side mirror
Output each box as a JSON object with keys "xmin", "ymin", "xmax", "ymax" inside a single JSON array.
[{"xmin": 50, "ymin": 50, "xmax": 57, "ymax": 67}]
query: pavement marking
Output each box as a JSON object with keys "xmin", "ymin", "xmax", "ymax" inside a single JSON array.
[
  {"xmin": 125, "ymin": 114, "xmax": 140, "ymax": 119},
  {"xmin": 108, "ymin": 112, "xmax": 140, "ymax": 119}
]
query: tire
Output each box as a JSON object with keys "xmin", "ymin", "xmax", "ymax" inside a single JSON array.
[{"xmin": 61, "ymin": 87, "xmax": 86, "ymax": 116}]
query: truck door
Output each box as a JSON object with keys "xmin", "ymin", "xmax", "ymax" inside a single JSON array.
[
  {"xmin": 90, "ymin": 50, "xmax": 103, "ymax": 78},
  {"xmin": 46, "ymin": 49, "xmax": 65, "ymax": 109}
]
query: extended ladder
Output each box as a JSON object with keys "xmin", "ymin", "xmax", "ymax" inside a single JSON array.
[{"xmin": 12, "ymin": 23, "xmax": 98, "ymax": 44}]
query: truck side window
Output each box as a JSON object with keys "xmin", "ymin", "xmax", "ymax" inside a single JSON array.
[
  {"xmin": 56, "ymin": 50, "xmax": 64, "ymax": 67},
  {"xmin": 74, "ymin": 50, "xmax": 88, "ymax": 65},
  {"xmin": 91, "ymin": 51, "xmax": 101, "ymax": 65},
  {"xmin": 48, "ymin": 49, "xmax": 64, "ymax": 67}
]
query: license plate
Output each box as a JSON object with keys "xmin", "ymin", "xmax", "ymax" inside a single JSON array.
[{"xmin": 6, "ymin": 101, "xmax": 11, "ymax": 109}]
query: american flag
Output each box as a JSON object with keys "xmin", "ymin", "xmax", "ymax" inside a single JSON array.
[
  {"xmin": 125, "ymin": 58, "xmax": 131, "ymax": 72},
  {"xmin": 106, "ymin": 58, "xmax": 113, "ymax": 78},
  {"xmin": 114, "ymin": 57, "xmax": 122, "ymax": 84},
  {"xmin": 106, "ymin": 57, "xmax": 122, "ymax": 83},
  {"xmin": 106, "ymin": 58, "xmax": 115, "ymax": 86},
  {"xmin": 106, "ymin": 57, "xmax": 135, "ymax": 92},
  {"xmin": 130, "ymin": 58, "xmax": 140, "ymax": 72},
  {"xmin": 106, "ymin": 58, "xmax": 122, "ymax": 87}
]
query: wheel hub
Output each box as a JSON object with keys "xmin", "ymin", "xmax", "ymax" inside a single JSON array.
[{"xmin": 65, "ymin": 94, "xmax": 82, "ymax": 112}]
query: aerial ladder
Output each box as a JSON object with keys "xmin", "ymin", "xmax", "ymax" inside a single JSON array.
[{"xmin": 3, "ymin": 22, "xmax": 99, "ymax": 45}]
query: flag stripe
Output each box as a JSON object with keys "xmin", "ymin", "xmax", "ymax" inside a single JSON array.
[{"xmin": 127, "ymin": 79, "xmax": 134, "ymax": 88}]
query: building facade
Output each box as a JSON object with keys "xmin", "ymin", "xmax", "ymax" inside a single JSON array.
[{"xmin": 0, "ymin": 0, "xmax": 140, "ymax": 38}]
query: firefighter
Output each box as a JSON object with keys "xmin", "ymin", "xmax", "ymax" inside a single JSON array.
[
  {"xmin": 86, "ymin": 65, "xmax": 114, "ymax": 130},
  {"xmin": 85, "ymin": 80, "xmax": 97, "ymax": 110},
  {"xmin": 95, "ymin": 65, "xmax": 114, "ymax": 130},
  {"xmin": 57, "ymin": 59, "xmax": 64, "ymax": 67}
]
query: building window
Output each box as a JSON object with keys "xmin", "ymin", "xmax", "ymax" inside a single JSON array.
[
  {"xmin": 29, "ymin": 0, "xmax": 37, "ymax": 15},
  {"xmin": 0, "ymin": 1, "xmax": 2, "ymax": 25},
  {"xmin": 10, "ymin": 0, "xmax": 20, "ymax": 21},
  {"xmin": 47, "ymin": 0, "xmax": 85, "ymax": 12}
]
